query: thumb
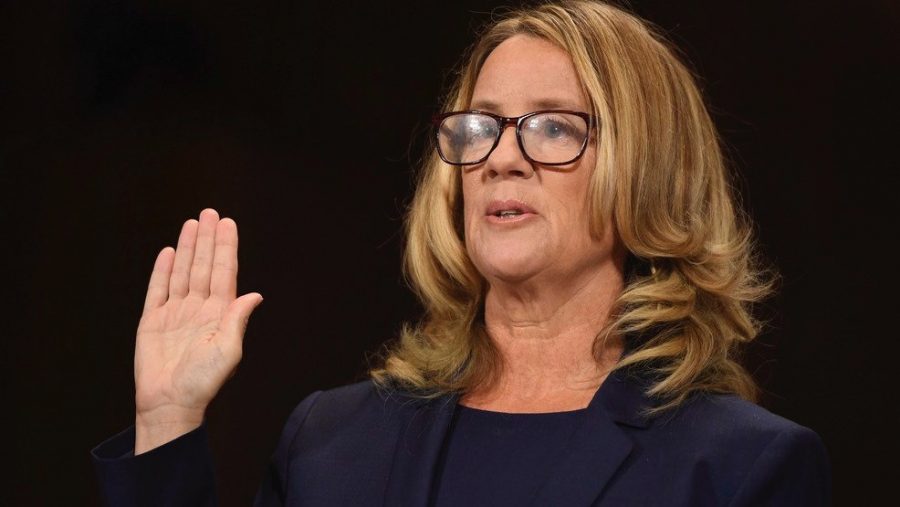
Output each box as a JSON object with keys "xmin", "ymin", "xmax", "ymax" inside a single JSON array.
[{"xmin": 221, "ymin": 292, "xmax": 264, "ymax": 342}]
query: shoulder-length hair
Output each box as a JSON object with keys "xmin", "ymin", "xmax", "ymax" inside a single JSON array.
[{"xmin": 371, "ymin": 0, "xmax": 772, "ymax": 412}]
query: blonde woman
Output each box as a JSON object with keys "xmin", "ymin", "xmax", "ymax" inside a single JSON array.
[{"xmin": 93, "ymin": 1, "xmax": 830, "ymax": 505}]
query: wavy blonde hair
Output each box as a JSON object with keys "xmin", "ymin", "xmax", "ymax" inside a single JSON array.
[{"xmin": 371, "ymin": 0, "xmax": 772, "ymax": 411}]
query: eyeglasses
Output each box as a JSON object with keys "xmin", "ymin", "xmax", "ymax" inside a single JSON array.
[{"xmin": 433, "ymin": 110, "xmax": 596, "ymax": 166}]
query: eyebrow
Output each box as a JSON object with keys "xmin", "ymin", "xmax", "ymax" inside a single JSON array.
[{"xmin": 469, "ymin": 98, "xmax": 585, "ymax": 113}]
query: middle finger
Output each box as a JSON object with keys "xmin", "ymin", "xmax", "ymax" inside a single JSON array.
[{"xmin": 189, "ymin": 208, "xmax": 220, "ymax": 298}]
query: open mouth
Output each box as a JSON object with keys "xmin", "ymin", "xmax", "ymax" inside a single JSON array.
[{"xmin": 485, "ymin": 200, "xmax": 537, "ymax": 221}]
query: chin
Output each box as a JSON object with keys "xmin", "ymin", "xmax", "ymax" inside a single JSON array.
[{"xmin": 473, "ymin": 252, "xmax": 546, "ymax": 285}]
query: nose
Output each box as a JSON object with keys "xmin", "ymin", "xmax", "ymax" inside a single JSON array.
[{"xmin": 484, "ymin": 124, "xmax": 534, "ymax": 179}]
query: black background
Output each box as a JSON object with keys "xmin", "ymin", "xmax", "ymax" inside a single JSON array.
[{"xmin": 2, "ymin": 1, "xmax": 898, "ymax": 505}]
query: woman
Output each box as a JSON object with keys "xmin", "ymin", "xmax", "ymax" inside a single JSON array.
[{"xmin": 93, "ymin": 1, "xmax": 830, "ymax": 505}]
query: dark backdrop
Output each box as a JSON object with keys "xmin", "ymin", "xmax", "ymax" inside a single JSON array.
[{"xmin": 2, "ymin": 1, "xmax": 897, "ymax": 505}]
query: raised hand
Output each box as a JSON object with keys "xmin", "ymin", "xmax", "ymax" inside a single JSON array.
[{"xmin": 133, "ymin": 208, "xmax": 263, "ymax": 454}]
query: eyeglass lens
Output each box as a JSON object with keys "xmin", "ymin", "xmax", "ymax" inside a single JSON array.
[{"xmin": 438, "ymin": 112, "xmax": 589, "ymax": 165}]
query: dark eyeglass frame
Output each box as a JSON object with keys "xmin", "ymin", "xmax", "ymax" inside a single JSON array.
[{"xmin": 432, "ymin": 109, "xmax": 597, "ymax": 166}]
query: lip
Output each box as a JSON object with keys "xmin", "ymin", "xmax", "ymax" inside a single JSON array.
[
  {"xmin": 484, "ymin": 199, "xmax": 538, "ymax": 224},
  {"xmin": 485, "ymin": 199, "xmax": 538, "ymax": 216}
]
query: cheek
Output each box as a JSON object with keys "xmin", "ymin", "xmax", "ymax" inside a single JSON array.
[
  {"xmin": 545, "ymin": 197, "xmax": 586, "ymax": 256},
  {"xmin": 461, "ymin": 175, "xmax": 480, "ymax": 237},
  {"xmin": 570, "ymin": 155, "xmax": 597, "ymax": 227},
  {"xmin": 549, "ymin": 172, "xmax": 594, "ymax": 237}
]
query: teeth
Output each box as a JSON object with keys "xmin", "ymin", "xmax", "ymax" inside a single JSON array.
[{"xmin": 498, "ymin": 210, "xmax": 523, "ymax": 217}]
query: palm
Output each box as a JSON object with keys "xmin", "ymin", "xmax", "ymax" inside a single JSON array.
[
  {"xmin": 134, "ymin": 209, "xmax": 262, "ymax": 420},
  {"xmin": 136, "ymin": 295, "xmax": 231, "ymax": 414}
]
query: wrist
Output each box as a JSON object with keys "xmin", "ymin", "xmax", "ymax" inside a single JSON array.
[{"xmin": 135, "ymin": 406, "xmax": 205, "ymax": 455}]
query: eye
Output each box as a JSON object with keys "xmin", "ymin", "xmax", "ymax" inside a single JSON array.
[
  {"xmin": 542, "ymin": 120, "xmax": 568, "ymax": 138},
  {"xmin": 466, "ymin": 118, "xmax": 497, "ymax": 141},
  {"xmin": 527, "ymin": 115, "xmax": 577, "ymax": 140}
]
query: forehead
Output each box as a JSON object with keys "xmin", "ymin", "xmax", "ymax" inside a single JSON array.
[{"xmin": 471, "ymin": 34, "xmax": 588, "ymax": 114}]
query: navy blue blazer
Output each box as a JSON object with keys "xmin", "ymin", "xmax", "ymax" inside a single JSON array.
[{"xmin": 92, "ymin": 368, "xmax": 830, "ymax": 506}]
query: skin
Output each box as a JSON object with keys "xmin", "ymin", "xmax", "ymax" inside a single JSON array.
[
  {"xmin": 134, "ymin": 208, "xmax": 263, "ymax": 454},
  {"xmin": 132, "ymin": 34, "xmax": 626, "ymax": 453},
  {"xmin": 460, "ymin": 35, "xmax": 626, "ymax": 412}
]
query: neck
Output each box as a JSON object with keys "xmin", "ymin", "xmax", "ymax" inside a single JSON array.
[{"xmin": 462, "ymin": 261, "xmax": 625, "ymax": 413}]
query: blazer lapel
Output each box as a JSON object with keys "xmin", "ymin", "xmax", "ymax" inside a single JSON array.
[
  {"xmin": 530, "ymin": 368, "xmax": 653, "ymax": 506},
  {"xmin": 383, "ymin": 392, "xmax": 459, "ymax": 506}
]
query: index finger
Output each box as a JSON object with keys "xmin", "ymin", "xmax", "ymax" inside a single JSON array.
[{"xmin": 143, "ymin": 246, "xmax": 175, "ymax": 313}]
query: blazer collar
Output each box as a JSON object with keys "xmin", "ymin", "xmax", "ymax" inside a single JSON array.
[
  {"xmin": 530, "ymin": 367, "xmax": 655, "ymax": 505},
  {"xmin": 595, "ymin": 366, "xmax": 655, "ymax": 429},
  {"xmin": 383, "ymin": 391, "xmax": 460, "ymax": 506},
  {"xmin": 383, "ymin": 367, "xmax": 656, "ymax": 506}
]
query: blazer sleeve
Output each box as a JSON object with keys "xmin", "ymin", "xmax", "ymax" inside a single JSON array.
[
  {"xmin": 91, "ymin": 391, "xmax": 322, "ymax": 507},
  {"xmin": 91, "ymin": 422, "xmax": 217, "ymax": 507},
  {"xmin": 729, "ymin": 425, "xmax": 832, "ymax": 506}
]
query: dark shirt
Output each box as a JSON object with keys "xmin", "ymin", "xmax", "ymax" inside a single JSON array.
[{"xmin": 432, "ymin": 405, "xmax": 587, "ymax": 506}]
